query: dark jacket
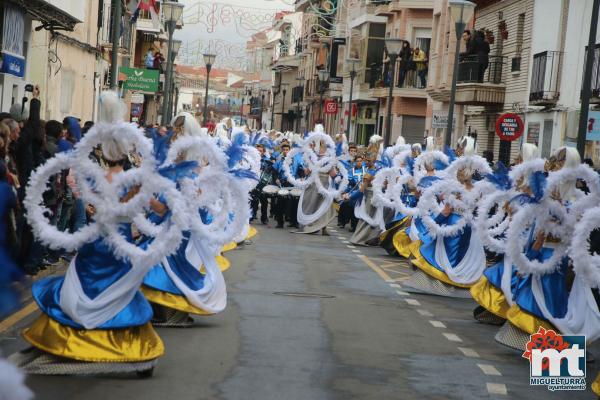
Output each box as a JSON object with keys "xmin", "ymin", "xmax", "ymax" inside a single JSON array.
[{"xmin": 15, "ymin": 98, "xmax": 40, "ymax": 195}]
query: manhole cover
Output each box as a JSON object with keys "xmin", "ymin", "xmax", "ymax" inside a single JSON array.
[{"xmin": 272, "ymin": 291, "xmax": 335, "ymax": 299}]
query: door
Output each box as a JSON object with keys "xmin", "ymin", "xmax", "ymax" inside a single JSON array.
[
  {"xmin": 541, "ymin": 119, "xmax": 553, "ymax": 158},
  {"xmin": 401, "ymin": 116, "xmax": 426, "ymax": 145}
]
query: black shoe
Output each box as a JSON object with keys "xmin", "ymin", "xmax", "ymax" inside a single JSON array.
[
  {"xmin": 261, "ymin": 219, "xmax": 268, "ymax": 225},
  {"xmin": 287, "ymin": 223, "xmax": 299, "ymax": 228},
  {"xmin": 276, "ymin": 223, "xmax": 284, "ymax": 229},
  {"xmin": 349, "ymin": 227, "xmax": 356, "ymax": 233}
]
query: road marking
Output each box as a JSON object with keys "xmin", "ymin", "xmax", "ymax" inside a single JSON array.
[
  {"xmin": 457, "ymin": 347, "xmax": 480, "ymax": 358},
  {"xmin": 442, "ymin": 333, "xmax": 463, "ymax": 342},
  {"xmin": 486, "ymin": 383, "xmax": 507, "ymax": 395},
  {"xmin": 416, "ymin": 309, "xmax": 433, "ymax": 317},
  {"xmin": 429, "ymin": 320, "xmax": 446, "ymax": 328},
  {"xmin": 346, "ymin": 245, "xmax": 356, "ymax": 249},
  {"xmin": 342, "ymin": 241, "xmax": 350, "ymax": 244},
  {"xmin": 330, "ymin": 229, "xmax": 338, "ymax": 232},
  {"xmin": 0, "ymin": 301, "xmax": 38, "ymax": 334},
  {"xmin": 395, "ymin": 290, "xmax": 410, "ymax": 296},
  {"xmin": 389, "ymin": 283, "xmax": 401, "ymax": 288},
  {"xmin": 352, "ymin": 250, "xmax": 361, "ymax": 253},
  {"xmin": 405, "ymin": 298, "xmax": 420, "ymax": 306},
  {"xmin": 477, "ymin": 364, "xmax": 502, "ymax": 376},
  {"xmin": 358, "ymin": 255, "xmax": 394, "ymax": 282}
]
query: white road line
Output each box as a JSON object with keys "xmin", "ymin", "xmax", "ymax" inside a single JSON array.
[
  {"xmin": 330, "ymin": 229, "xmax": 338, "ymax": 232},
  {"xmin": 352, "ymin": 250, "xmax": 361, "ymax": 254},
  {"xmin": 457, "ymin": 347, "xmax": 480, "ymax": 358},
  {"xmin": 477, "ymin": 364, "xmax": 502, "ymax": 376},
  {"xmin": 405, "ymin": 298, "xmax": 420, "ymax": 306},
  {"xmin": 416, "ymin": 309, "xmax": 433, "ymax": 317},
  {"xmin": 395, "ymin": 290, "xmax": 410, "ymax": 296},
  {"xmin": 389, "ymin": 283, "xmax": 401, "ymax": 288},
  {"xmin": 442, "ymin": 333, "xmax": 462, "ymax": 342},
  {"xmin": 486, "ymin": 383, "xmax": 507, "ymax": 395},
  {"xmin": 342, "ymin": 241, "xmax": 350, "ymax": 244},
  {"xmin": 429, "ymin": 320, "xmax": 446, "ymax": 329},
  {"xmin": 346, "ymin": 245, "xmax": 356, "ymax": 249}
]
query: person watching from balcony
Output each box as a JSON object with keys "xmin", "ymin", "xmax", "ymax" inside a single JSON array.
[
  {"xmin": 145, "ymin": 49, "xmax": 155, "ymax": 69},
  {"xmin": 153, "ymin": 51, "xmax": 165, "ymax": 72},
  {"xmin": 398, "ymin": 41, "xmax": 413, "ymax": 88},
  {"xmin": 382, "ymin": 48, "xmax": 391, "ymax": 87},
  {"xmin": 474, "ymin": 30, "xmax": 490, "ymax": 83},
  {"xmin": 460, "ymin": 30, "xmax": 476, "ymax": 59},
  {"xmin": 413, "ymin": 47, "xmax": 428, "ymax": 89}
]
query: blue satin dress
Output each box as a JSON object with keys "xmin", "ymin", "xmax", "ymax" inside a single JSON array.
[{"xmin": 419, "ymin": 213, "xmax": 471, "ymax": 272}]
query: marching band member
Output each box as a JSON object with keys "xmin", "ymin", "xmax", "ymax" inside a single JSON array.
[{"xmin": 273, "ymin": 142, "xmax": 300, "ymax": 229}]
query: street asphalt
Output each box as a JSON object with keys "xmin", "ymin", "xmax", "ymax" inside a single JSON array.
[{"xmin": 0, "ymin": 223, "xmax": 597, "ymax": 399}]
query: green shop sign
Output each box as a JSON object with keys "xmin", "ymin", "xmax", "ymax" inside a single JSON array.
[{"xmin": 118, "ymin": 67, "xmax": 159, "ymax": 92}]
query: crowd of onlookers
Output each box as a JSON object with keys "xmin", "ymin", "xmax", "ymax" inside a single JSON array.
[{"xmin": 0, "ymin": 86, "xmax": 98, "ymax": 276}]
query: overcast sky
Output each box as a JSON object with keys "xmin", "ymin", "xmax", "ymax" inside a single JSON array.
[{"xmin": 174, "ymin": 0, "xmax": 293, "ymax": 46}]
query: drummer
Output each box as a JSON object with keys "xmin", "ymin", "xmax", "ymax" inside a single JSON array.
[
  {"xmin": 338, "ymin": 153, "xmax": 366, "ymax": 231},
  {"xmin": 273, "ymin": 142, "xmax": 301, "ymax": 229},
  {"xmin": 251, "ymin": 143, "xmax": 276, "ymax": 224}
]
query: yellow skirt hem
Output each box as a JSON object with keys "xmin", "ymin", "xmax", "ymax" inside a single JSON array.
[
  {"xmin": 411, "ymin": 252, "xmax": 473, "ymax": 289},
  {"xmin": 141, "ymin": 286, "xmax": 212, "ymax": 316},
  {"xmin": 469, "ymin": 277, "xmax": 510, "ymax": 319},
  {"xmin": 23, "ymin": 314, "xmax": 164, "ymax": 362}
]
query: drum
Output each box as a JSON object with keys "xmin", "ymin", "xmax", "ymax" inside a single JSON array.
[
  {"xmin": 277, "ymin": 188, "xmax": 290, "ymax": 198},
  {"xmin": 262, "ymin": 185, "xmax": 279, "ymax": 197},
  {"xmin": 290, "ymin": 188, "xmax": 302, "ymax": 198}
]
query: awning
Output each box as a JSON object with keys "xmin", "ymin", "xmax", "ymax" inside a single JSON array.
[{"xmin": 7, "ymin": 0, "xmax": 83, "ymax": 31}]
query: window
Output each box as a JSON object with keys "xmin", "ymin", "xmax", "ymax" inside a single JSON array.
[
  {"xmin": 512, "ymin": 13, "xmax": 525, "ymax": 72},
  {"xmin": 60, "ymin": 70, "xmax": 75, "ymax": 114}
]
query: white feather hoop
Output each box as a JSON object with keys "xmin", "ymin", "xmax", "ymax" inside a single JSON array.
[
  {"xmin": 508, "ymin": 158, "xmax": 546, "ymax": 185},
  {"xmin": 545, "ymin": 164, "xmax": 600, "ymax": 217},
  {"xmin": 444, "ymin": 154, "xmax": 492, "ymax": 180},
  {"xmin": 474, "ymin": 190, "xmax": 513, "ymax": 253},
  {"xmin": 505, "ymin": 201, "xmax": 573, "ymax": 276},
  {"xmin": 372, "ymin": 167, "xmax": 401, "ymax": 209},
  {"xmin": 569, "ymin": 206, "xmax": 600, "ymax": 288},
  {"xmin": 390, "ymin": 172, "xmax": 419, "ymax": 217},
  {"xmin": 418, "ymin": 179, "xmax": 470, "ymax": 238}
]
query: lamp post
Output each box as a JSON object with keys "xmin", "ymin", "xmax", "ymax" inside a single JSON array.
[
  {"xmin": 160, "ymin": 1, "xmax": 184, "ymax": 125},
  {"xmin": 317, "ymin": 69, "xmax": 330, "ymax": 122},
  {"xmin": 445, "ymin": 0, "xmax": 476, "ymax": 148},
  {"xmin": 270, "ymin": 84, "xmax": 280, "ymax": 130},
  {"xmin": 383, "ymin": 38, "xmax": 403, "ymax": 147},
  {"xmin": 109, "ymin": 0, "xmax": 122, "ymax": 89},
  {"xmin": 295, "ymin": 76, "xmax": 305, "ymax": 133},
  {"xmin": 260, "ymin": 89, "xmax": 267, "ymax": 130},
  {"xmin": 166, "ymin": 39, "xmax": 182, "ymax": 122},
  {"xmin": 576, "ymin": 0, "xmax": 600, "ymax": 158},
  {"xmin": 280, "ymin": 83, "xmax": 289, "ymax": 131},
  {"xmin": 346, "ymin": 58, "xmax": 360, "ymax": 139},
  {"xmin": 202, "ymin": 53, "xmax": 216, "ymax": 126}
]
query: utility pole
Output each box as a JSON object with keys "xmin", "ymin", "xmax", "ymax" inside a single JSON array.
[{"xmin": 109, "ymin": 0, "xmax": 122, "ymax": 89}]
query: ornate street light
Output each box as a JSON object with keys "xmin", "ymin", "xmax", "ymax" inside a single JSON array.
[
  {"xmin": 160, "ymin": 1, "xmax": 185, "ymax": 124},
  {"xmin": 383, "ymin": 38, "xmax": 403, "ymax": 147},
  {"xmin": 445, "ymin": 0, "xmax": 476, "ymax": 148},
  {"xmin": 346, "ymin": 58, "xmax": 360, "ymax": 139},
  {"xmin": 317, "ymin": 69, "xmax": 330, "ymax": 122},
  {"xmin": 295, "ymin": 76, "xmax": 305, "ymax": 133},
  {"xmin": 202, "ymin": 53, "xmax": 216, "ymax": 126},
  {"xmin": 280, "ymin": 82, "xmax": 289, "ymax": 131},
  {"xmin": 166, "ymin": 39, "xmax": 182, "ymax": 121}
]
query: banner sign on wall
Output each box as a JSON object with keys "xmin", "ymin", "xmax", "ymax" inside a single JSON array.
[
  {"xmin": 1, "ymin": 4, "xmax": 26, "ymax": 78},
  {"xmin": 586, "ymin": 111, "xmax": 600, "ymax": 141}
]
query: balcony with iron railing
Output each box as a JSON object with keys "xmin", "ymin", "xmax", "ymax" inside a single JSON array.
[
  {"xmin": 585, "ymin": 44, "xmax": 600, "ymax": 104},
  {"xmin": 99, "ymin": 1, "xmax": 134, "ymax": 52},
  {"xmin": 368, "ymin": 60, "xmax": 429, "ymax": 99},
  {"xmin": 530, "ymin": 51, "xmax": 563, "ymax": 105},
  {"xmin": 454, "ymin": 55, "xmax": 506, "ymax": 105},
  {"xmin": 373, "ymin": 0, "xmax": 434, "ymax": 16}
]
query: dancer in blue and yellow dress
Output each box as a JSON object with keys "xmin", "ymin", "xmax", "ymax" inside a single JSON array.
[
  {"xmin": 409, "ymin": 137, "xmax": 489, "ymax": 293},
  {"xmin": 470, "ymin": 143, "xmax": 544, "ymax": 322}
]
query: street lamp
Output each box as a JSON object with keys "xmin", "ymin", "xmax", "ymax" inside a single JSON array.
[
  {"xmin": 160, "ymin": 1, "xmax": 185, "ymax": 125},
  {"xmin": 346, "ymin": 58, "xmax": 360, "ymax": 139},
  {"xmin": 383, "ymin": 38, "xmax": 403, "ymax": 147},
  {"xmin": 202, "ymin": 53, "xmax": 216, "ymax": 126},
  {"xmin": 270, "ymin": 83, "xmax": 280, "ymax": 130},
  {"xmin": 166, "ymin": 39, "xmax": 182, "ymax": 122},
  {"xmin": 445, "ymin": 0, "xmax": 476, "ymax": 148},
  {"xmin": 317, "ymin": 69, "xmax": 330, "ymax": 122},
  {"xmin": 280, "ymin": 82, "xmax": 289, "ymax": 131},
  {"xmin": 295, "ymin": 76, "xmax": 305, "ymax": 133}
]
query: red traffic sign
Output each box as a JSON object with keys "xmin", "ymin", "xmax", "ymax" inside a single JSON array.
[
  {"xmin": 495, "ymin": 113, "xmax": 524, "ymax": 141},
  {"xmin": 324, "ymin": 100, "xmax": 338, "ymax": 114}
]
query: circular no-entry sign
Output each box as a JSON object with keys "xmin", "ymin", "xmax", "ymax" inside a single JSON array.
[{"xmin": 495, "ymin": 113, "xmax": 524, "ymax": 141}]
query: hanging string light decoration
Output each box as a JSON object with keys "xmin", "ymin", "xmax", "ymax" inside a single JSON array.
[{"xmin": 177, "ymin": 39, "xmax": 248, "ymax": 71}]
